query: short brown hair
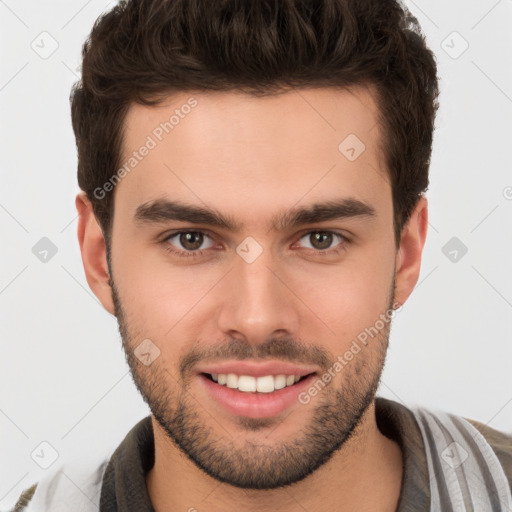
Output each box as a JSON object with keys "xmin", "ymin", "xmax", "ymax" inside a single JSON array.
[{"xmin": 71, "ymin": 0, "xmax": 439, "ymax": 247}]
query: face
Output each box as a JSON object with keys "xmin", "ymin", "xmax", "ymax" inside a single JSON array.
[{"xmin": 106, "ymin": 87, "xmax": 401, "ymax": 489}]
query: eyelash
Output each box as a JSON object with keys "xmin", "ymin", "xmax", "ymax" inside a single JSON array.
[{"xmin": 160, "ymin": 229, "xmax": 351, "ymax": 259}]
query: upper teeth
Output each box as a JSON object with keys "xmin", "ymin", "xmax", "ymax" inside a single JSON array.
[{"xmin": 211, "ymin": 373, "xmax": 302, "ymax": 393}]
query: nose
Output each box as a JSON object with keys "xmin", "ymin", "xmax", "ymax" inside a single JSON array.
[{"xmin": 216, "ymin": 245, "xmax": 300, "ymax": 346}]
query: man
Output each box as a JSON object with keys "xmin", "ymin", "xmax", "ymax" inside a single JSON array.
[{"xmin": 14, "ymin": 0, "xmax": 512, "ymax": 510}]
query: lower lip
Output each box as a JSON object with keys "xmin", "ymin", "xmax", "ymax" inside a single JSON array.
[{"xmin": 198, "ymin": 373, "xmax": 317, "ymax": 418}]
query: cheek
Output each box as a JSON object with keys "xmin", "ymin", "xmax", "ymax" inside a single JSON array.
[
  {"xmin": 113, "ymin": 247, "xmax": 224, "ymax": 342},
  {"xmin": 291, "ymin": 253, "xmax": 394, "ymax": 342}
]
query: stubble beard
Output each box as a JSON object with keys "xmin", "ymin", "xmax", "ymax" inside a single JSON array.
[{"xmin": 110, "ymin": 272, "xmax": 394, "ymax": 489}]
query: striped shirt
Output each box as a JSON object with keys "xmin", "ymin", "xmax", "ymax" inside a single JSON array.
[{"xmin": 12, "ymin": 397, "xmax": 512, "ymax": 511}]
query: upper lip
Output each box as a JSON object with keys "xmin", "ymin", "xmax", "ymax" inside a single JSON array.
[{"xmin": 195, "ymin": 360, "xmax": 319, "ymax": 378}]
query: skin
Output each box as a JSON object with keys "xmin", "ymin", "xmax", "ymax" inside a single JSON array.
[{"xmin": 76, "ymin": 86, "xmax": 428, "ymax": 511}]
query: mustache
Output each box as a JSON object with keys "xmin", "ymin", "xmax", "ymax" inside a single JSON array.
[{"xmin": 179, "ymin": 336, "xmax": 332, "ymax": 377}]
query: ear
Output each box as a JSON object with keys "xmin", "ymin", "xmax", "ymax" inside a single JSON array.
[
  {"xmin": 76, "ymin": 192, "xmax": 115, "ymax": 315},
  {"xmin": 393, "ymin": 195, "xmax": 428, "ymax": 307}
]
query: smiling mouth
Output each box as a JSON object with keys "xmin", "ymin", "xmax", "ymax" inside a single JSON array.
[{"xmin": 202, "ymin": 372, "xmax": 315, "ymax": 393}]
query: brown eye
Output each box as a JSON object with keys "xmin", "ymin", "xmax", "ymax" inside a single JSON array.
[
  {"xmin": 298, "ymin": 231, "xmax": 345, "ymax": 251},
  {"xmin": 165, "ymin": 231, "xmax": 215, "ymax": 254},
  {"xmin": 179, "ymin": 232, "xmax": 204, "ymax": 251}
]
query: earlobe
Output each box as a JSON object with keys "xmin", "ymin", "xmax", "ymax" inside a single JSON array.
[
  {"xmin": 76, "ymin": 192, "xmax": 116, "ymax": 315},
  {"xmin": 393, "ymin": 195, "xmax": 429, "ymax": 306}
]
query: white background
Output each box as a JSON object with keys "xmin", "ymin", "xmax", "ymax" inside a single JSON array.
[{"xmin": 1, "ymin": 0, "xmax": 511, "ymax": 509}]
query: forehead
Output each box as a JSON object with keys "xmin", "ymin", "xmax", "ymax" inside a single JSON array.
[{"xmin": 116, "ymin": 86, "xmax": 390, "ymax": 226}]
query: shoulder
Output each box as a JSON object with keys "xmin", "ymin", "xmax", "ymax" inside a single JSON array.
[
  {"xmin": 464, "ymin": 417, "xmax": 512, "ymax": 489},
  {"xmin": 9, "ymin": 454, "xmax": 111, "ymax": 512},
  {"xmin": 411, "ymin": 405, "xmax": 512, "ymax": 509}
]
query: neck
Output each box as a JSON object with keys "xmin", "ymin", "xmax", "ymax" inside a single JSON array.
[{"xmin": 146, "ymin": 401, "xmax": 403, "ymax": 512}]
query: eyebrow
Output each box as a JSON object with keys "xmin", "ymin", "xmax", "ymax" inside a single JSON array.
[{"xmin": 134, "ymin": 197, "xmax": 376, "ymax": 231}]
